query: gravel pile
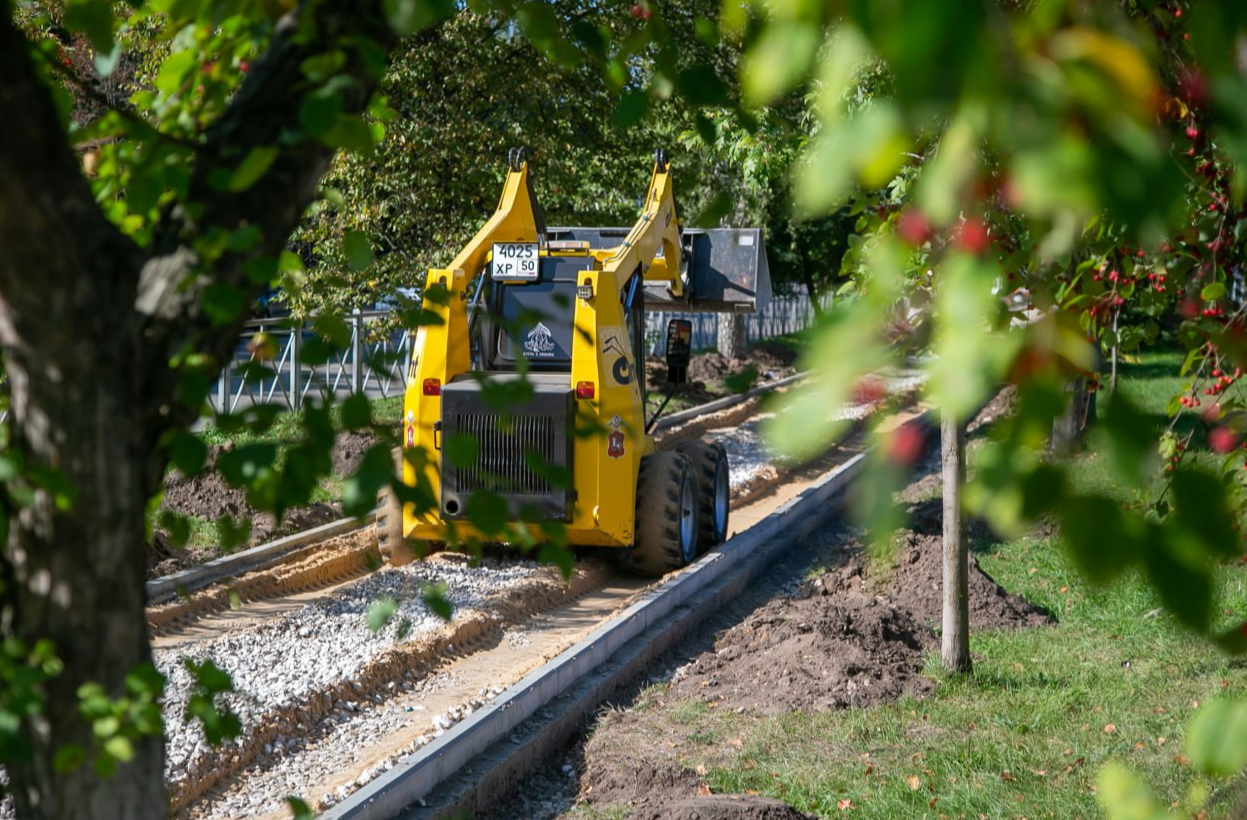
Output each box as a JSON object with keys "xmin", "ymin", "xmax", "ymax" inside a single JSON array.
[
  {"xmin": 714, "ymin": 372, "xmax": 926, "ymax": 490},
  {"xmin": 156, "ymin": 556, "xmax": 548, "ymax": 806}
]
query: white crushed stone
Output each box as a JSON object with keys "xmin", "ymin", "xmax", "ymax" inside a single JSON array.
[
  {"xmin": 715, "ymin": 371, "xmax": 926, "ymax": 491},
  {"xmin": 157, "ymin": 556, "xmax": 546, "ymax": 800}
]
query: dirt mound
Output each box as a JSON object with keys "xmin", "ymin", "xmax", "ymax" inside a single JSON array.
[
  {"xmin": 159, "ymin": 446, "xmax": 342, "ymax": 554},
  {"xmin": 162, "ymin": 449, "xmax": 253, "ymax": 521},
  {"xmin": 147, "ymin": 530, "xmax": 189, "ymax": 574},
  {"xmin": 633, "ymin": 796, "xmax": 815, "ymax": 820},
  {"xmin": 687, "ymin": 351, "xmax": 738, "ymax": 383},
  {"xmin": 745, "ymin": 339, "xmax": 798, "ymax": 371},
  {"xmin": 646, "ymin": 359, "xmax": 721, "ymax": 405},
  {"xmin": 672, "ymin": 512, "xmax": 1048, "ymax": 713},
  {"xmin": 824, "ymin": 529, "xmax": 1051, "ymax": 632},
  {"xmin": 581, "ymin": 759, "xmax": 814, "ymax": 820},
  {"xmin": 582, "ymin": 760, "xmax": 702, "ymax": 806},
  {"xmin": 671, "ymin": 589, "xmax": 933, "ymax": 713},
  {"xmin": 332, "ymin": 429, "xmax": 381, "ymax": 475}
]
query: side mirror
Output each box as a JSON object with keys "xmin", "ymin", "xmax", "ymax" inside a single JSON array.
[{"xmin": 665, "ymin": 319, "xmax": 692, "ymax": 385}]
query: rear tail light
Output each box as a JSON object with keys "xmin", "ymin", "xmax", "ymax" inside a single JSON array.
[
  {"xmin": 575, "ymin": 381, "xmax": 595, "ymax": 399},
  {"xmin": 423, "ymin": 378, "xmax": 441, "ymax": 396}
]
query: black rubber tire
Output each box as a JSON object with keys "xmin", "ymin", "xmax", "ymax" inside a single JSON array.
[
  {"xmin": 675, "ymin": 439, "xmax": 730, "ymax": 553},
  {"xmin": 377, "ymin": 447, "xmax": 417, "ymax": 566},
  {"xmin": 626, "ymin": 451, "xmax": 699, "ymax": 577}
]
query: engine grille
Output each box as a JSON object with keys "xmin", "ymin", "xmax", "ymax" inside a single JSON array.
[
  {"xmin": 439, "ymin": 374, "xmax": 573, "ymax": 522},
  {"xmin": 455, "ymin": 413, "xmax": 554, "ymax": 495}
]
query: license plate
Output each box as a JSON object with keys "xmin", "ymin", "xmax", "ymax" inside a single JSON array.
[{"xmin": 491, "ymin": 243, "xmax": 539, "ymax": 280}]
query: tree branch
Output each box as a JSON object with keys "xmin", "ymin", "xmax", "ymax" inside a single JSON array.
[{"xmin": 136, "ymin": 0, "xmax": 396, "ymax": 425}]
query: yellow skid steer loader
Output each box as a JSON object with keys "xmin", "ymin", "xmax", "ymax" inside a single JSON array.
[{"xmin": 377, "ymin": 149, "xmax": 770, "ymax": 576}]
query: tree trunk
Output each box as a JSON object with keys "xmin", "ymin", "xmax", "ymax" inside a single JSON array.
[
  {"xmin": 1052, "ymin": 344, "xmax": 1102, "ymax": 455},
  {"xmin": 800, "ymin": 267, "xmax": 824, "ymax": 318},
  {"xmin": 0, "ymin": 266, "xmax": 165, "ymax": 818},
  {"xmin": 1109, "ymin": 310, "xmax": 1119, "ymax": 396},
  {"xmin": 0, "ymin": 5, "xmax": 395, "ymax": 817},
  {"xmin": 717, "ymin": 312, "xmax": 747, "ymax": 359},
  {"xmin": 941, "ymin": 411, "xmax": 971, "ymax": 675}
]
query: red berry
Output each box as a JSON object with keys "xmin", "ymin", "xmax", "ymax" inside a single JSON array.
[
  {"xmin": 630, "ymin": 4, "xmax": 644, "ymax": 17},
  {"xmin": 896, "ymin": 209, "xmax": 933, "ymax": 246},
  {"xmin": 886, "ymin": 425, "xmax": 925, "ymax": 466},
  {"xmin": 1211, "ymin": 426, "xmax": 1239, "ymax": 454},
  {"xmin": 954, "ymin": 219, "xmax": 990, "ymax": 255},
  {"xmin": 1186, "ymin": 126, "xmax": 1200, "ymax": 140},
  {"xmin": 239, "ymin": 60, "xmax": 251, "ymax": 73}
]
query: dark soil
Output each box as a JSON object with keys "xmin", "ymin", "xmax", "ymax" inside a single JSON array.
[
  {"xmin": 581, "ymin": 760, "xmax": 815, "ymax": 820},
  {"xmin": 633, "ymin": 796, "xmax": 815, "ymax": 820},
  {"xmin": 332, "ymin": 429, "xmax": 381, "ymax": 476},
  {"xmin": 647, "ymin": 340, "xmax": 801, "ymax": 406},
  {"xmin": 149, "ymin": 437, "xmax": 365, "ymax": 574},
  {"xmin": 669, "ymin": 518, "xmax": 1050, "ymax": 714}
]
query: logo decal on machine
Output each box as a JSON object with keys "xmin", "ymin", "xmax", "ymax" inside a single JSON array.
[
  {"xmin": 405, "ymin": 411, "xmax": 415, "ymax": 447},
  {"xmin": 602, "ymin": 329, "xmax": 634, "ymax": 385},
  {"xmin": 523, "ymin": 322, "xmax": 556, "ymax": 357},
  {"xmin": 607, "ymin": 414, "xmax": 624, "ymax": 430},
  {"xmin": 607, "ymin": 430, "xmax": 625, "ymax": 459}
]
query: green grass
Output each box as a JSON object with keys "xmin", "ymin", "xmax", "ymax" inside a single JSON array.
[
  {"xmin": 688, "ymin": 542, "xmax": 1247, "ymax": 819},
  {"xmin": 584, "ymin": 350, "xmax": 1247, "ymax": 819},
  {"xmin": 196, "ymin": 395, "xmax": 403, "ymax": 448}
]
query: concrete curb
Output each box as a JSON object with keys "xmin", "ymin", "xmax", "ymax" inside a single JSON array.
[
  {"xmin": 145, "ymin": 513, "xmax": 374, "ymax": 605},
  {"xmin": 653, "ymin": 371, "xmax": 806, "ymax": 431},
  {"xmin": 318, "ymin": 409, "xmax": 934, "ymax": 820}
]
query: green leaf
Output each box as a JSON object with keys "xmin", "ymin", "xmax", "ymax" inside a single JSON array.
[
  {"xmin": 723, "ymin": 364, "xmax": 758, "ymax": 394},
  {"xmin": 155, "ymin": 51, "xmax": 197, "ymax": 96},
  {"xmin": 312, "ymin": 314, "xmax": 352, "ymax": 348},
  {"xmin": 1096, "ymin": 762, "xmax": 1167, "ymax": 820},
  {"xmin": 341, "ymin": 445, "xmax": 393, "ymax": 517},
  {"xmin": 344, "ymin": 230, "xmax": 373, "ymax": 272},
  {"xmin": 323, "ymin": 113, "xmax": 377, "ymax": 154},
  {"xmin": 741, "ymin": 21, "xmax": 819, "ymax": 107},
  {"xmin": 339, "ymin": 394, "xmax": 372, "ymax": 430},
  {"xmin": 612, "ymin": 91, "xmax": 649, "ymax": 130},
  {"xmin": 366, "ymin": 595, "xmax": 399, "ymax": 632},
  {"xmin": 676, "ymin": 65, "xmax": 729, "ymax": 107},
  {"xmin": 94, "ymin": 44, "xmax": 121, "ymax": 78},
  {"xmin": 467, "ymin": 490, "xmax": 508, "ymax": 537},
  {"xmin": 64, "ymin": 0, "xmax": 115, "ymax": 53},
  {"xmin": 103, "ymin": 735, "xmax": 134, "ymax": 763},
  {"xmin": 384, "ymin": 0, "xmax": 456, "ymax": 35},
  {"xmin": 1171, "ymin": 468, "xmax": 1239, "ymax": 559},
  {"xmin": 229, "ymin": 146, "xmax": 279, "ymax": 193},
  {"xmin": 1186, "ymin": 698, "xmax": 1247, "ymax": 776},
  {"xmin": 202, "ymin": 283, "xmax": 250, "ymax": 325},
  {"xmin": 444, "ymin": 434, "xmax": 479, "ymax": 469},
  {"xmin": 422, "ymin": 583, "xmax": 453, "ymax": 620},
  {"xmin": 286, "ymin": 797, "xmax": 314, "ymax": 820},
  {"xmin": 1058, "ymin": 496, "xmax": 1137, "ymax": 584},
  {"xmin": 1202, "ymin": 282, "xmax": 1227, "ymax": 301},
  {"xmin": 1144, "ymin": 531, "xmax": 1213, "ymax": 630},
  {"xmin": 53, "ymin": 744, "xmax": 85, "ymax": 773},
  {"xmin": 167, "ymin": 431, "xmax": 208, "ymax": 476}
]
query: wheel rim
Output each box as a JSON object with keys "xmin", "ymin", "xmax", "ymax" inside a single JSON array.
[
  {"xmin": 713, "ymin": 459, "xmax": 729, "ymax": 541},
  {"xmin": 679, "ymin": 476, "xmax": 697, "ymax": 563}
]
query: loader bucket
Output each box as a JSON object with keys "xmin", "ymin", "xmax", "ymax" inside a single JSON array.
[{"xmin": 546, "ymin": 226, "xmax": 772, "ymax": 314}]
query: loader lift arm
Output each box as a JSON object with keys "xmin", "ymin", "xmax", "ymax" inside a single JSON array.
[{"xmin": 594, "ymin": 149, "xmax": 687, "ymax": 302}]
